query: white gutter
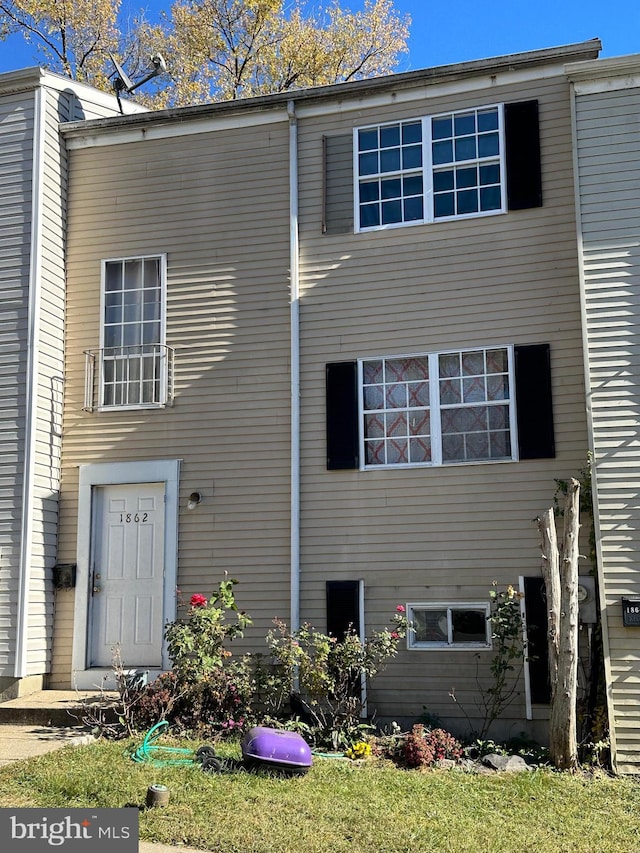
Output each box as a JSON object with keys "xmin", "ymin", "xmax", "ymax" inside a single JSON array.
[
  {"xmin": 15, "ymin": 86, "xmax": 47, "ymax": 678},
  {"xmin": 288, "ymin": 100, "xmax": 301, "ymax": 635}
]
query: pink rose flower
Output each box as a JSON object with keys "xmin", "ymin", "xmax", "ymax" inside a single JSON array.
[
  {"xmin": 390, "ymin": 631, "xmax": 400, "ymax": 640},
  {"xmin": 190, "ymin": 593, "xmax": 207, "ymax": 608},
  {"xmin": 396, "ymin": 604, "xmax": 406, "ymax": 613}
]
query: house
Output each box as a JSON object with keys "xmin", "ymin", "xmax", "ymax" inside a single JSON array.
[
  {"xmin": 1, "ymin": 39, "xmax": 612, "ymax": 749},
  {"xmin": 42, "ymin": 37, "xmax": 600, "ymax": 746},
  {"xmin": 569, "ymin": 53, "xmax": 640, "ymax": 774},
  {"xmin": 0, "ymin": 68, "xmax": 143, "ymax": 701}
]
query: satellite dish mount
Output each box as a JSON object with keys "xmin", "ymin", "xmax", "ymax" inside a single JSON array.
[{"xmin": 111, "ymin": 54, "xmax": 167, "ymax": 111}]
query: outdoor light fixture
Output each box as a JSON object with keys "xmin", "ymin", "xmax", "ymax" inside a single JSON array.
[{"xmin": 187, "ymin": 491, "xmax": 202, "ymax": 510}]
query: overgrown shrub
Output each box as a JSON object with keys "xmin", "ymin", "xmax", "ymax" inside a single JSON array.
[
  {"xmin": 92, "ymin": 585, "xmax": 412, "ymax": 746},
  {"xmin": 370, "ymin": 721, "xmax": 405, "ymax": 762},
  {"xmin": 165, "ymin": 579, "xmax": 251, "ymax": 682},
  {"xmin": 130, "ymin": 671, "xmax": 182, "ymax": 731},
  {"xmin": 97, "ymin": 578, "xmax": 255, "ymax": 739},
  {"xmin": 463, "ymin": 735, "xmax": 550, "ymax": 765},
  {"xmin": 403, "ymin": 724, "xmax": 463, "ymax": 768},
  {"xmin": 265, "ymin": 607, "xmax": 409, "ymax": 750}
]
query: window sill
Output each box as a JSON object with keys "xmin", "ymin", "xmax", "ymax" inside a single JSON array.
[
  {"xmin": 363, "ymin": 457, "xmax": 516, "ymax": 471},
  {"xmin": 95, "ymin": 403, "xmax": 169, "ymax": 413},
  {"xmin": 356, "ymin": 207, "xmax": 506, "ymax": 234},
  {"xmin": 408, "ymin": 643, "xmax": 492, "ymax": 651}
]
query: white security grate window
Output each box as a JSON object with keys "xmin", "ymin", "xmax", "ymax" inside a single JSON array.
[{"xmin": 100, "ymin": 256, "xmax": 167, "ymax": 408}]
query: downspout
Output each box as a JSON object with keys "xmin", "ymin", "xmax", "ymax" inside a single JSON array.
[
  {"xmin": 288, "ymin": 100, "xmax": 301, "ymax": 635},
  {"xmin": 15, "ymin": 84, "xmax": 47, "ymax": 678}
]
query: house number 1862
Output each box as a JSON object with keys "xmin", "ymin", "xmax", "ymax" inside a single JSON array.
[{"xmin": 120, "ymin": 513, "xmax": 149, "ymax": 523}]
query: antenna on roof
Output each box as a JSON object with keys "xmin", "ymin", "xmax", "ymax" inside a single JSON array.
[{"xmin": 110, "ymin": 54, "xmax": 168, "ymax": 112}]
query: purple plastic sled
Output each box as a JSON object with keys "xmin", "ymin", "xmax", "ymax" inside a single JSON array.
[{"xmin": 241, "ymin": 726, "xmax": 313, "ymax": 775}]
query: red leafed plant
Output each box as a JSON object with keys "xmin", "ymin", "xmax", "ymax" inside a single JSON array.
[{"xmin": 403, "ymin": 724, "xmax": 463, "ymax": 768}]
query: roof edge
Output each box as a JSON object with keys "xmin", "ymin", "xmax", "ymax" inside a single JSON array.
[
  {"xmin": 0, "ymin": 65, "xmax": 146, "ymax": 113},
  {"xmin": 60, "ymin": 38, "xmax": 602, "ymax": 137},
  {"xmin": 0, "ymin": 66, "xmax": 45, "ymax": 94},
  {"xmin": 566, "ymin": 51, "xmax": 640, "ymax": 81}
]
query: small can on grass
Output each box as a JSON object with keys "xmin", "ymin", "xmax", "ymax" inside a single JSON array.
[{"xmin": 146, "ymin": 784, "xmax": 170, "ymax": 808}]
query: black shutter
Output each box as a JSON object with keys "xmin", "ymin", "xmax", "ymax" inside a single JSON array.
[
  {"xmin": 505, "ymin": 100, "xmax": 542, "ymax": 211},
  {"xmin": 523, "ymin": 577, "xmax": 551, "ymax": 704},
  {"xmin": 326, "ymin": 581, "xmax": 361, "ymax": 639},
  {"xmin": 514, "ymin": 344, "xmax": 555, "ymax": 459},
  {"xmin": 323, "ymin": 134, "xmax": 354, "ymax": 235},
  {"xmin": 326, "ymin": 361, "xmax": 359, "ymax": 470}
]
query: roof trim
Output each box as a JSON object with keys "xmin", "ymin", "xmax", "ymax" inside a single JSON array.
[
  {"xmin": 567, "ymin": 52, "xmax": 640, "ymax": 95},
  {"xmin": 60, "ymin": 39, "xmax": 601, "ymax": 141},
  {"xmin": 0, "ymin": 66, "xmax": 145, "ymax": 113},
  {"xmin": 566, "ymin": 51, "xmax": 640, "ymax": 81}
]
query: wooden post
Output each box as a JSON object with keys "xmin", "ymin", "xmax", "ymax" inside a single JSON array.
[{"xmin": 538, "ymin": 478, "xmax": 580, "ymax": 770}]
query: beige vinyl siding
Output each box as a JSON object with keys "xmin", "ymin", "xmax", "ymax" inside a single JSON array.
[
  {"xmin": 575, "ymin": 84, "xmax": 640, "ymax": 773},
  {"xmin": 297, "ymin": 73, "xmax": 589, "ymax": 734},
  {"xmin": 52, "ymin": 121, "xmax": 292, "ymax": 683},
  {"xmin": 0, "ymin": 90, "xmax": 33, "ymax": 675}
]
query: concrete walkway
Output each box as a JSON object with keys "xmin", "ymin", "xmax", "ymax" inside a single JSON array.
[
  {"xmin": 0, "ymin": 722, "xmax": 96, "ymax": 765},
  {"xmin": 0, "ymin": 691, "xmax": 203, "ymax": 853}
]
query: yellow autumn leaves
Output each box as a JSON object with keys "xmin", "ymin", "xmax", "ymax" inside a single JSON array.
[{"xmin": 0, "ymin": 0, "xmax": 410, "ymax": 107}]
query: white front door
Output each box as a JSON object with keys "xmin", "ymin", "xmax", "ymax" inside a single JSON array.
[{"xmin": 89, "ymin": 482, "xmax": 165, "ymax": 668}]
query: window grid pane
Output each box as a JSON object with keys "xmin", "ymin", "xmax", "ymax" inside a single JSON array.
[
  {"xmin": 362, "ymin": 347, "xmax": 513, "ymax": 468},
  {"xmin": 102, "ymin": 257, "xmax": 165, "ymax": 407},
  {"xmin": 356, "ymin": 105, "xmax": 503, "ymax": 229},
  {"xmin": 431, "ymin": 106, "xmax": 502, "ymax": 219},
  {"xmin": 439, "ymin": 347, "xmax": 511, "ymax": 463},
  {"xmin": 363, "ymin": 356, "xmax": 431, "ymax": 466},
  {"xmin": 358, "ymin": 120, "xmax": 424, "ymax": 228}
]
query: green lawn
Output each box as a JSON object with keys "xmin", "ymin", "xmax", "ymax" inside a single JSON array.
[{"xmin": 1, "ymin": 739, "xmax": 639, "ymax": 853}]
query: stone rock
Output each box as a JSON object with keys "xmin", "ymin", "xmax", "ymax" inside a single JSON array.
[
  {"xmin": 481, "ymin": 753, "xmax": 531, "ymax": 772},
  {"xmin": 434, "ymin": 758, "xmax": 457, "ymax": 770}
]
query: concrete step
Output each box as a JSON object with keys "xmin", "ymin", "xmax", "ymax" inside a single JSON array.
[{"xmin": 0, "ymin": 690, "xmax": 118, "ymax": 727}]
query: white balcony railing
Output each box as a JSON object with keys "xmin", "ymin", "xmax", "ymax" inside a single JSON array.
[{"xmin": 83, "ymin": 345, "xmax": 174, "ymax": 412}]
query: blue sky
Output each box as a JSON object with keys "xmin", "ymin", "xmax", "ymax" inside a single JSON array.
[{"xmin": 0, "ymin": 0, "xmax": 638, "ymax": 75}]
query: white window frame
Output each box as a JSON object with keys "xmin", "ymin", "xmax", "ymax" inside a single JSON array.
[
  {"xmin": 407, "ymin": 602, "xmax": 492, "ymax": 650},
  {"xmin": 99, "ymin": 253, "xmax": 168, "ymax": 410},
  {"xmin": 358, "ymin": 344, "xmax": 518, "ymax": 470},
  {"xmin": 354, "ymin": 103, "xmax": 506, "ymax": 233}
]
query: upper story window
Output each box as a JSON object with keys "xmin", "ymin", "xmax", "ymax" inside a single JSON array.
[
  {"xmin": 431, "ymin": 106, "xmax": 502, "ymax": 219},
  {"xmin": 355, "ymin": 104, "xmax": 508, "ymax": 232},
  {"xmin": 98, "ymin": 255, "xmax": 169, "ymax": 409},
  {"xmin": 357, "ymin": 120, "xmax": 424, "ymax": 228},
  {"xmin": 361, "ymin": 346, "xmax": 515, "ymax": 468}
]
